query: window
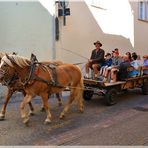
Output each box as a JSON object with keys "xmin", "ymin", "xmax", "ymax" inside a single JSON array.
[{"xmin": 138, "ymin": 1, "xmax": 148, "ymax": 21}]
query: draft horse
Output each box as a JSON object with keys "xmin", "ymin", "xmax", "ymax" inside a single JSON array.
[
  {"xmin": 0, "ymin": 52, "xmax": 63, "ymax": 120},
  {"xmin": 0, "ymin": 54, "xmax": 84, "ymax": 124}
]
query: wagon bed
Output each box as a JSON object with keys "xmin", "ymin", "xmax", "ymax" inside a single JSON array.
[{"xmin": 83, "ymin": 75, "xmax": 148, "ymax": 105}]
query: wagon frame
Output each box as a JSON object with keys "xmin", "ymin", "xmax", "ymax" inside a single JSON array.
[{"xmin": 83, "ymin": 75, "xmax": 148, "ymax": 105}]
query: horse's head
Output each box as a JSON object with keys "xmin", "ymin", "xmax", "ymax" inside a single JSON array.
[
  {"xmin": 0, "ymin": 54, "xmax": 16, "ymax": 84},
  {"xmin": 0, "ymin": 54, "xmax": 30, "ymax": 84}
]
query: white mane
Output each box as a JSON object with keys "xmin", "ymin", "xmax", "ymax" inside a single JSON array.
[
  {"xmin": 0, "ymin": 52, "xmax": 7, "ymax": 59},
  {"xmin": 1, "ymin": 54, "xmax": 30, "ymax": 68}
]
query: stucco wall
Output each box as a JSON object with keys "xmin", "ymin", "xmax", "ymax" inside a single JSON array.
[
  {"xmin": 0, "ymin": 1, "xmax": 55, "ymax": 97},
  {"xmin": 0, "ymin": 1, "xmax": 54, "ymax": 61},
  {"xmin": 130, "ymin": 1, "xmax": 148, "ymax": 55},
  {"xmin": 56, "ymin": 0, "xmax": 148, "ymax": 67}
]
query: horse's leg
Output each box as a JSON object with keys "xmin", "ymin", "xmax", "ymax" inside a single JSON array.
[
  {"xmin": 28, "ymin": 102, "xmax": 34, "ymax": 116},
  {"xmin": 40, "ymin": 94, "xmax": 50, "ymax": 112},
  {"xmin": 22, "ymin": 91, "xmax": 34, "ymax": 116},
  {"xmin": 22, "ymin": 90, "xmax": 34, "ymax": 116},
  {"xmin": 60, "ymin": 78, "xmax": 84, "ymax": 119},
  {"xmin": 20, "ymin": 94, "xmax": 32, "ymax": 124},
  {"xmin": 59, "ymin": 89, "xmax": 75, "ymax": 119},
  {"xmin": 40, "ymin": 93, "xmax": 62, "ymax": 112},
  {"xmin": 56, "ymin": 93, "xmax": 62, "ymax": 106},
  {"xmin": 41, "ymin": 93, "xmax": 52, "ymax": 124},
  {"xmin": 0, "ymin": 88, "xmax": 13, "ymax": 120}
]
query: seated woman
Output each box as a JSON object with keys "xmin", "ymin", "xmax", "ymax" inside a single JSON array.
[
  {"xmin": 125, "ymin": 52, "xmax": 132, "ymax": 62},
  {"xmin": 142, "ymin": 55, "xmax": 148, "ymax": 75}
]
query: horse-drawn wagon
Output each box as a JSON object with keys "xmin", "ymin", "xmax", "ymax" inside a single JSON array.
[{"xmin": 83, "ymin": 75, "xmax": 148, "ymax": 105}]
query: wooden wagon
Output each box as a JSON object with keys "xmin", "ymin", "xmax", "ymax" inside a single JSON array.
[{"xmin": 83, "ymin": 75, "xmax": 148, "ymax": 105}]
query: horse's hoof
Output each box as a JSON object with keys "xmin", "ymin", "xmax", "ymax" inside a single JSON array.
[
  {"xmin": 79, "ymin": 110, "xmax": 84, "ymax": 113},
  {"xmin": 0, "ymin": 115, "xmax": 5, "ymax": 121},
  {"xmin": 40, "ymin": 107, "xmax": 46, "ymax": 112},
  {"xmin": 23, "ymin": 117, "xmax": 29, "ymax": 125},
  {"xmin": 29, "ymin": 112, "xmax": 35, "ymax": 116},
  {"xmin": 44, "ymin": 119, "xmax": 51, "ymax": 125},
  {"xmin": 59, "ymin": 114, "xmax": 65, "ymax": 119},
  {"xmin": 79, "ymin": 108, "xmax": 84, "ymax": 113},
  {"xmin": 58, "ymin": 102, "xmax": 62, "ymax": 106}
]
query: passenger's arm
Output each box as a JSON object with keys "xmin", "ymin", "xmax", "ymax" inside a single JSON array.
[{"xmin": 127, "ymin": 66, "xmax": 135, "ymax": 72}]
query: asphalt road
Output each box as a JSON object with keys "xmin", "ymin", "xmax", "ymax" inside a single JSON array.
[{"xmin": 0, "ymin": 89, "xmax": 148, "ymax": 146}]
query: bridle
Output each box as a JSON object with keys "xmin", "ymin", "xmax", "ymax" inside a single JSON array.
[{"xmin": 0, "ymin": 61, "xmax": 17, "ymax": 86}]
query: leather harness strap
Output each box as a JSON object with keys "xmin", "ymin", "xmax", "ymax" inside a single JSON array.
[
  {"xmin": 24, "ymin": 62, "xmax": 64, "ymax": 88},
  {"xmin": 6, "ymin": 54, "xmax": 64, "ymax": 88}
]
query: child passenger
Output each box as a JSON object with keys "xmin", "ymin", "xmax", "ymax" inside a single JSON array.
[
  {"xmin": 103, "ymin": 49, "xmax": 122, "ymax": 82},
  {"xmin": 99, "ymin": 53, "xmax": 112, "ymax": 76}
]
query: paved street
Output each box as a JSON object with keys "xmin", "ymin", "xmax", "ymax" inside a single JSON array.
[{"xmin": 0, "ymin": 89, "xmax": 148, "ymax": 145}]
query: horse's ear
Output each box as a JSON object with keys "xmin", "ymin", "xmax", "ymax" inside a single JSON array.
[
  {"xmin": 5, "ymin": 53, "xmax": 10, "ymax": 59},
  {"xmin": 12, "ymin": 52, "xmax": 17, "ymax": 55},
  {"xmin": 5, "ymin": 53, "xmax": 16, "ymax": 66}
]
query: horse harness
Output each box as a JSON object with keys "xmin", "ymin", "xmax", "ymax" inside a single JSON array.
[
  {"xmin": 5, "ymin": 54, "xmax": 64, "ymax": 89},
  {"xmin": 23, "ymin": 55, "xmax": 64, "ymax": 88},
  {"xmin": 23, "ymin": 62, "xmax": 62, "ymax": 88}
]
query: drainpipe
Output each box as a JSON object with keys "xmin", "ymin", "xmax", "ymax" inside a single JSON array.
[{"xmin": 52, "ymin": 0, "xmax": 56, "ymax": 60}]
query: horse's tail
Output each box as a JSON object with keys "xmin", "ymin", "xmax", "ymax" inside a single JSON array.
[
  {"xmin": 75, "ymin": 76, "xmax": 84, "ymax": 112},
  {"xmin": 76, "ymin": 65, "xmax": 84, "ymax": 101}
]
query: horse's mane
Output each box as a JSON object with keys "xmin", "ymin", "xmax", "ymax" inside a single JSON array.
[
  {"xmin": 0, "ymin": 52, "xmax": 7, "ymax": 59},
  {"xmin": 2, "ymin": 54, "xmax": 30, "ymax": 68}
]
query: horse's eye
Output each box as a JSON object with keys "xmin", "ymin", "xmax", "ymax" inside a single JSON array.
[{"xmin": 2, "ymin": 63, "xmax": 8, "ymax": 68}]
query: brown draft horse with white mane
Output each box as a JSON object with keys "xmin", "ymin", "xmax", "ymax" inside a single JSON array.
[
  {"xmin": 0, "ymin": 52, "xmax": 63, "ymax": 120},
  {"xmin": 0, "ymin": 54, "xmax": 84, "ymax": 124}
]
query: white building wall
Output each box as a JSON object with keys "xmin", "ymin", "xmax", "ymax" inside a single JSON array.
[
  {"xmin": 0, "ymin": 1, "xmax": 54, "ymax": 61},
  {"xmin": 56, "ymin": 0, "xmax": 148, "ymax": 66}
]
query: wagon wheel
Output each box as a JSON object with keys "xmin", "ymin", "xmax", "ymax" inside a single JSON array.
[
  {"xmin": 105, "ymin": 88, "xmax": 117, "ymax": 106},
  {"xmin": 142, "ymin": 81, "xmax": 148, "ymax": 95},
  {"xmin": 83, "ymin": 89, "xmax": 94, "ymax": 101}
]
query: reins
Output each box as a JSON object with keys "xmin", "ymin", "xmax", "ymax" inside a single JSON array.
[{"xmin": 61, "ymin": 47, "xmax": 88, "ymax": 60}]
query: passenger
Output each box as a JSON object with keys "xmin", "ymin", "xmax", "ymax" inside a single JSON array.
[
  {"xmin": 85, "ymin": 41, "xmax": 105, "ymax": 79},
  {"xmin": 137, "ymin": 55, "xmax": 143, "ymax": 66},
  {"xmin": 125, "ymin": 52, "xmax": 132, "ymax": 62},
  {"xmin": 142, "ymin": 55, "xmax": 148, "ymax": 75},
  {"xmin": 99, "ymin": 53, "xmax": 112, "ymax": 77},
  {"xmin": 118, "ymin": 55, "xmax": 132, "ymax": 80},
  {"xmin": 128, "ymin": 54, "xmax": 141, "ymax": 77},
  {"xmin": 111, "ymin": 48, "xmax": 119, "ymax": 57},
  {"xmin": 132, "ymin": 52, "xmax": 137, "ymax": 57},
  {"xmin": 103, "ymin": 49, "xmax": 122, "ymax": 82}
]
